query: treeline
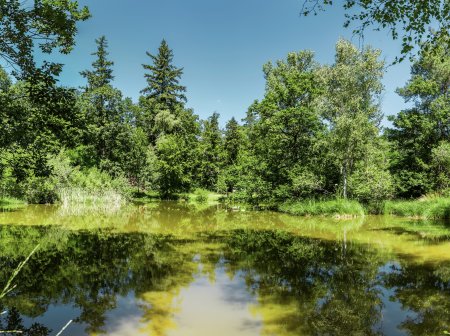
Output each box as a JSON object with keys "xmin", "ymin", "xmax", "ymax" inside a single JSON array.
[{"xmin": 0, "ymin": 36, "xmax": 448, "ymax": 207}]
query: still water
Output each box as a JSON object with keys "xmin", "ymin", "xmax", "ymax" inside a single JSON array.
[{"xmin": 0, "ymin": 202, "xmax": 449, "ymax": 335}]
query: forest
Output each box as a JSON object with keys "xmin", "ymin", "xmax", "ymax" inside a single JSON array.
[{"xmin": 0, "ymin": 1, "xmax": 449, "ymax": 217}]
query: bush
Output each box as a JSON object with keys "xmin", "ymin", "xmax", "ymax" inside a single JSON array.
[
  {"xmin": 192, "ymin": 188, "xmax": 209, "ymax": 203},
  {"xmin": 23, "ymin": 176, "xmax": 58, "ymax": 204}
]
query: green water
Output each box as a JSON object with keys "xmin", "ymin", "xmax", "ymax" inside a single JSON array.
[{"xmin": 0, "ymin": 203, "xmax": 449, "ymax": 335}]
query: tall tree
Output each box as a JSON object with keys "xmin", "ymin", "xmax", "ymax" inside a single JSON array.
[
  {"xmin": 80, "ymin": 36, "xmax": 114, "ymax": 90},
  {"xmin": 387, "ymin": 35, "xmax": 450, "ymax": 197},
  {"xmin": 141, "ymin": 39, "xmax": 186, "ymax": 110},
  {"xmin": 319, "ymin": 39, "xmax": 388, "ymax": 199},
  {"xmin": 243, "ymin": 51, "xmax": 325, "ymax": 201},
  {"xmin": 79, "ymin": 36, "xmax": 128, "ymax": 171}
]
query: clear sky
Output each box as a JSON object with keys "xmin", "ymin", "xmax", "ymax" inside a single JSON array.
[{"xmin": 49, "ymin": 0, "xmax": 412, "ymax": 126}]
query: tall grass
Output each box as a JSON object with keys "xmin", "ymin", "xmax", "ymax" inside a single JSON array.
[
  {"xmin": 0, "ymin": 245, "xmax": 39, "ymax": 300},
  {"xmin": 58, "ymin": 187, "xmax": 126, "ymax": 208},
  {"xmin": 384, "ymin": 197, "xmax": 450, "ymax": 219},
  {"xmin": 279, "ymin": 199, "xmax": 365, "ymax": 217}
]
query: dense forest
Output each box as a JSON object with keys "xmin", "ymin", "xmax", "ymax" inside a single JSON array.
[{"xmin": 0, "ymin": 1, "xmax": 449, "ymax": 215}]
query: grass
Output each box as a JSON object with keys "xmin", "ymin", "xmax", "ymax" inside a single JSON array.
[
  {"xmin": 278, "ymin": 199, "xmax": 365, "ymax": 217},
  {"xmin": 383, "ymin": 197, "xmax": 450, "ymax": 219},
  {"xmin": 0, "ymin": 197, "xmax": 26, "ymax": 206},
  {"xmin": 57, "ymin": 187, "xmax": 127, "ymax": 208},
  {"xmin": 0, "ymin": 245, "xmax": 39, "ymax": 300}
]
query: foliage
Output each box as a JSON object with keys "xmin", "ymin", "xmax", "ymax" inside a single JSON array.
[
  {"xmin": 387, "ymin": 36, "xmax": 450, "ymax": 197},
  {"xmin": 141, "ymin": 39, "xmax": 186, "ymax": 110},
  {"xmin": 197, "ymin": 112, "xmax": 222, "ymax": 190},
  {"xmin": 431, "ymin": 141, "xmax": 450, "ymax": 192},
  {"xmin": 0, "ymin": 9, "xmax": 447, "ymax": 212},
  {"xmin": 0, "ymin": 0, "xmax": 90, "ymax": 79},
  {"xmin": 318, "ymin": 39, "xmax": 386, "ymax": 199},
  {"xmin": 242, "ymin": 50, "xmax": 325, "ymax": 202},
  {"xmin": 301, "ymin": 0, "xmax": 450, "ymax": 62}
]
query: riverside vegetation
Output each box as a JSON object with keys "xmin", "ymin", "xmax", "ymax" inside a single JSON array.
[{"xmin": 0, "ymin": 1, "xmax": 449, "ymax": 218}]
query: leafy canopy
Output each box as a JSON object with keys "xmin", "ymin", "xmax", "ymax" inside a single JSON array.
[
  {"xmin": 301, "ymin": 0, "xmax": 450, "ymax": 62},
  {"xmin": 0, "ymin": 0, "xmax": 90, "ymax": 78}
]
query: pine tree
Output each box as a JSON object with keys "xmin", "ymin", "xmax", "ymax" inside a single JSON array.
[
  {"xmin": 79, "ymin": 36, "xmax": 125, "ymax": 169},
  {"xmin": 80, "ymin": 36, "xmax": 114, "ymax": 90},
  {"xmin": 141, "ymin": 39, "xmax": 186, "ymax": 110}
]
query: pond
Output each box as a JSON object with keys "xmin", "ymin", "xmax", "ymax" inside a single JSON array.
[{"xmin": 0, "ymin": 202, "xmax": 449, "ymax": 335}]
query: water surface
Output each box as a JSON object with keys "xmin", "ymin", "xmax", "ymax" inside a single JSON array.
[{"xmin": 0, "ymin": 203, "xmax": 449, "ymax": 335}]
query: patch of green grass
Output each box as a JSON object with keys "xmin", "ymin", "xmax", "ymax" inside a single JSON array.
[
  {"xmin": 186, "ymin": 189, "xmax": 222, "ymax": 205},
  {"xmin": 0, "ymin": 197, "xmax": 26, "ymax": 206},
  {"xmin": 384, "ymin": 197, "xmax": 450, "ymax": 219},
  {"xmin": 279, "ymin": 199, "xmax": 365, "ymax": 217}
]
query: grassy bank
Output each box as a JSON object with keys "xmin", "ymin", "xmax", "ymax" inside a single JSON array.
[
  {"xmin": 0, "ymin": 197, "xmax": 26, "ymax": 207},
  {"xmin": 383, "ymin": 197, "xmax": 450, "ymax": 219},
  {"xmin": 278, "ymin": 199, "xmax": 365, "ymax": 217}
]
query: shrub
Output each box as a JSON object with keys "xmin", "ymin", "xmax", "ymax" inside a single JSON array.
[
  {"xmin": 192, "ymin": 188, "xmax": 209, "ymax": 203},
  {"xmin": 23, "ymin": 176, "xmax": 58, "ymax": 204}
]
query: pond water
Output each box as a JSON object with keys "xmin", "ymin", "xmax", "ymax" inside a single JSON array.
[{"xmin": 0, "ymin": 202, "xmax": 449, "ymax": 335}]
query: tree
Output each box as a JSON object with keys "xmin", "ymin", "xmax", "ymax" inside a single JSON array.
[
  {"xmin": 79, "ymin": 36, "xmax": 129, "ymax": 170},
  {"xmin": 387, "ymin": 36, "xmax": 450, "ymax": 197},
  {"xmin": 0, "ymin": 0, "xmax": 90, "ymax": 78},
  {"xmin": 242, "ymin": 51, "xmax": 325, "ymax": 201},
  {"xmin": 198, "ymin": 112, "xmax": 223, "ymax": 190},
  {"xmin": 319, "ymin": 39, "xmax": 386, "ymax": 199},
  {"xmin": 155, "ymin": 134, "xmax": 193, "ymax": 197},
  {"xmin": 223, "ymin": 117, "xmax": 242, "ymax": 166},
  {"xmin": 431, "ymin": 141, "xmax": 450, "ymax": 193},
  {"xmin": 80, "ymin": 36, "xmax": 114, "ymax": 90},
  {"xmin": 301, "ymin": 0, "xmax": 450, "ymax": 62},
  {"xmin": 141, "ymin": 39, "xmax": 186, "ymax": 110}
]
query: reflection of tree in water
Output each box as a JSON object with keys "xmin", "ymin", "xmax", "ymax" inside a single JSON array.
[
  {"xmin": 381, "ymin": 261, "xmax": 450, "ymax": 335},
  {"xmin": 221, "ymin": 229, "xmax": 385, "ymax": 336},
  {"xmin": 0, "ymin": 307, "xmax": 50, "ymax": 336},
  {"xmin": 0, "ymin": 226, "xmax": 195, "ymax": 335},
  {"xmin": 1, "ymin": 224, "xmax": 450, "ymax": 335}
]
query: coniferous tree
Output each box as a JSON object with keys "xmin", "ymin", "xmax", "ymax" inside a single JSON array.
[
  {"xmin": 80, "ymin": 36, "xmax": 114, "ymax": 90},
  {"xmin": 141, "ymin": 39, "xmax": 186, "ymax": 110},
  {"xmin": 79, "ymin": 36, "xmax": 130, "ymax": 172}
]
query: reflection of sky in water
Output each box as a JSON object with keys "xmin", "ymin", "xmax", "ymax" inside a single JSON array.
[
  {"xmin": 167, "ymin": 266, "xmax": 262, "ymax": 336},
  {"xmin": 96, "ymin": 262, "xmax": 262, "ymax": 336}
]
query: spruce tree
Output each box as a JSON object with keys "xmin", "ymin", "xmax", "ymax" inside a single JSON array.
[
  {"xmin": 79, "ymin": 36, "xmax": 125, "ymax": 169},
  {"xmin": 80, "ymin": 36, "xmax": 114, "ymax": 90},
  {"xmin": 141, "ymin": 39, "xmax": 186, "ymax": 110}
]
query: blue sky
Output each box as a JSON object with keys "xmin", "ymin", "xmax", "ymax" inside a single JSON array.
[{"xmin": 50, "ymin": 0, "xmax": 412, "ymax": 126}]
